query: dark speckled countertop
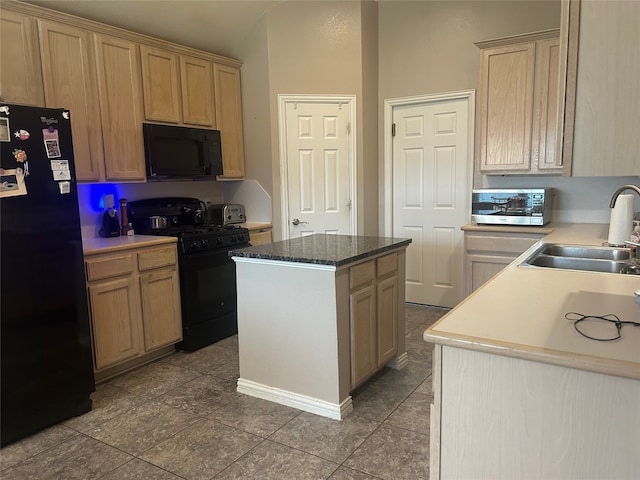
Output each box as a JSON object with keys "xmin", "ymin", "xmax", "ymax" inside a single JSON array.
[{"xmin": 229, "ymin": 234, "xmax": 412, "ymax": 266}]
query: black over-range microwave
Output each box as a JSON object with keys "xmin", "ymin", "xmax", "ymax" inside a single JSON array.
[{"xmin": 143, "ymin": 123, "xmax": 223, "ymax": 180}]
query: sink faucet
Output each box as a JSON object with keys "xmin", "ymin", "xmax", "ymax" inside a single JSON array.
[{"xmin": 609, "ymin": 184, "xmax": 640, "ymax": 208}]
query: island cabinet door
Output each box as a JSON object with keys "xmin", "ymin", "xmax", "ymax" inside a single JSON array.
[
  {"xmin": 349, "ymin": 259, "xmax": 377, "ymax": 388},
  {"xmin": 376, "ymin": 271, "xmax": 398, "ymax": 366}
]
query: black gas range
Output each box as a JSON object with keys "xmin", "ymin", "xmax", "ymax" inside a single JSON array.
[{"xmin": 128, "ymin": 197, "xmax": 250, "ymax": 352}]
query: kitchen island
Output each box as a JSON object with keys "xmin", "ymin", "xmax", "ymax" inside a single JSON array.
[
  {"xmin": 230, "ymin": 234, "xmax": 411, "ymax": 420},
  {"xmin": 424, "ymin": 224, "xmax": 640, "ymax": 479}
]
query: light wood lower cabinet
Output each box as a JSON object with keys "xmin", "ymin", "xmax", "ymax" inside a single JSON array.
[
  {"xmin": 431, "ymin": 344, "xmax": 640, "ymax": 479},
  {"xmin": 249, "ymin": 228, "xmax": 272, "ymax": 246},
  {"xmin": 464, "ymin": 230, "xmax": 544, "ymax": 297},
  {"xmin": 85, "ymin": 243, "xmax": 182, "ymax": 381},
  {"xmin": 350, "ymin": 252, "xmax": 399, "ymax": 389}
]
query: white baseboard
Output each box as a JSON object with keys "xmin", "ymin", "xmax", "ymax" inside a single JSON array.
[
  {"xmin": 237, "ymin": 378, "xmax": 353, "ymax": 420},
  {"xmin": 386, "ymin": 351, "xmax": 409, "ymax": 370}
]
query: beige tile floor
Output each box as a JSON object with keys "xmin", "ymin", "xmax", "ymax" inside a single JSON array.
[{"xmin": 0, "ymin": 304, "xmax": 446, "ymax": 480}]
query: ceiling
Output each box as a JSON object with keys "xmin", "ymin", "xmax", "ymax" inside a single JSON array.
[{"xmin": 23, "ymin": 0, "xmax": 285, "ymax": 59}]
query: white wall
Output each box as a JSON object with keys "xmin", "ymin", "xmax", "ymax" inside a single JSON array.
[{"xmin": 483, "ymin": 175, "xmax": 640, "ymax": 224}]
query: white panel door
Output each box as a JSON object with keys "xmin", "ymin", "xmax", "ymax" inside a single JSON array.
[
  {"xmin": 392, "ymin": 97, "xmax": 470, "ymax": 307},
  {"xmin": 282, "ymin": 98, "xmax": 353, "ymax": 238}
]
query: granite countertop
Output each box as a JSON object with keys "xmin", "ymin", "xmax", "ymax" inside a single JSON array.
[
  {"xmin": 83, "ymin": 234, "xmax": 176, "ymax": 256},
  {"xmin": 425, "ymin": 223, "xmax": 640, "ymax": 380},
  {"xmin": 229, "ymin": 234, "xmax": 412, "ymax": 266}
]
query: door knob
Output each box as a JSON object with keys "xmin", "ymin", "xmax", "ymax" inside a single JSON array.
[{"xmin": 292, "ymin": 218, "xmax": 309, "ymax": 225}]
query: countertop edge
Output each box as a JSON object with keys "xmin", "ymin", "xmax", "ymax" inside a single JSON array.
[
  {"xmin": 241, "ymin": 222, "xmax": 272, "ymax": 231},
  {"xmin": 83, "ymin": 235, "xmax": 177, "ymax": 256},
  {"xmin": 424, "ymin": 330, "xmax": 640, "ymax": 381},
  {"xmin": 229, "ymin": 237, "xmax": 411, "ymax": 266},
  {"xmin": 461, "ymin": 224, "xmax": 554, "ymax": 234}
]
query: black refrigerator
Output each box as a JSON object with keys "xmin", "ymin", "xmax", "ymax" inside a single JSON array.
[{"xmin": 0, "ymin": 103, "xmax": 95, "ymax": 447}]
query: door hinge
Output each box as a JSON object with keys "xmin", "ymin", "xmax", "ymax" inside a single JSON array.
[
  {"xmin": 392, "ymin": 123, "xmax": 396, "ymax": 137},
  {"xmin": 346, "ymin": 122, "xmax": 351, "ymax": 134}
]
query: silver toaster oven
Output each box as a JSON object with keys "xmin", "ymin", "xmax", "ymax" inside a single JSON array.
[
  {"xmin": 207, "ymin": 203, "xmax": 246, "ymax": 225},
  {"xmin": 471, "ymin": 188, "xmax": 552, "ymax": 226}
]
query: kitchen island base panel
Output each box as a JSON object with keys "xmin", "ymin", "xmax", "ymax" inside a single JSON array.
[
  {"xmin": 235, "ymin": 260, "xmax": 351, "ymax": 412},
  {"xmin": 233, "ymin": 242, "xmax": 409, "ymax": 421},
  {"xmin": 237, "ymin": 378, "xmax": 353, "ymax": 421}
]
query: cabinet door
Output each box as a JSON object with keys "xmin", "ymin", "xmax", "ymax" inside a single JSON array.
[
  {"xmin": 140, "ymin": 45, "xmax": 181, "ymax": 123},
  {"xmin": 465, "ymin": 254, "xmax": 514, "ymax": 295},
  {"xmin": 38, "ymin": 20, "xmax": 104, "ymax": 181},
  {"xmin": 214, "ymin": 63, "xmax": 245, "ymax": 178},
  {"xmin": 94, "ymin": 33, "xmax": 146, "ymax": 181},
  {"xmin": 478, "ymin": 42, "xmax": 535, "ymax": 172},
  {"xmin": 88, "ymin": 277, "xmax": 141, "ymax": 370},
  {"xmin": 139, "ymin": 266, "xmax": 182, "ymax": 352},
  {"xmin": 249, "ymin": 229, "xmax": 272, "ymax": 246},
  {"xmin": 350, "ymin": 283, "xmax": 376, "ymax": 388},
  {"xmin": 377, "ymin": 275, "xmax": 398, "ymax": 367},
  {"xmin": 0, "ymin": 10, "xmax": 44, "ymax": 106},
  {"xmin": 570, "ymin": 0, "xmax": 640, "ymax": 176},
  {"xmin": 533, "ymin": 37, "xmax": 562, "ymax": 171},
  {"xmin": 180, "ymin": 55, "xmax": 214, "ymax": 127}
]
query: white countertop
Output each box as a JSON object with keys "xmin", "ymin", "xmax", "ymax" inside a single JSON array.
[{"xmin": 425, "ymin": 223, "xmax": 640, "ymax": 380}]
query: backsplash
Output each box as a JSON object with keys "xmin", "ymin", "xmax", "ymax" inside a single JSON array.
[
  {"xmin": 77, "ymin": 181, "xmax": 224, "ymax": 238},
  {"xmin": 481, "ymin": 175, "xmax": 640, "ymax": 223}
]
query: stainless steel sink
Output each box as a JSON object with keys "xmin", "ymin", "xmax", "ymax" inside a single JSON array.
[
  {"xmin": 520, "ymin": 243, "xmax": 638, "ymax": 274},
  {"xmin": 535, "ymin": 244, "xmax": 631, "ymax": 261}
]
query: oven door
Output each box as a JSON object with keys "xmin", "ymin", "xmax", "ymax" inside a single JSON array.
[{"xmin": 178, "ymin": 244, "xmax": 247, "ymax": 327}]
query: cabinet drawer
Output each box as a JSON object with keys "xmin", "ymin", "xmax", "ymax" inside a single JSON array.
[
  {"xmin": 377, "ymin": 252, "xmax": 397, "ymax": 278},
  {"xmin": 350, "ymin": 259, "xmax": 375, "ymax": 291},
  {"xmin": 137, "ymin": 246, "xmax": 177, "ymax": 271},
  {"xmin": 465, "ymin": 235, "xmax": 540, "ymax": 255},
  {"xmin": 86, "ymin": 253, "xmax": 134, "ymax": 281}
]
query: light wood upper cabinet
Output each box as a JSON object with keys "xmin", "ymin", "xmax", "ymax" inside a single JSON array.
[
  {"xmin": 477, "ymin": 41, "xmax": 535, "ymax": 173},
  {"xmin": 180, "ymin": 55, "xmax": 215, "ymax": 127},
  {"xmin": 38, "ymin": 19, "xmax": 105, "ymax": 181},
  {"xmin": 94, "ymin": 33, "xmax": 146, "ymax": 181},
  {"xmin": 0, "ymin": 9, "xmax": 44, "ymax": 106},
  {"xmin": 140, "ymin": 45, "xmax": 181, "ymax": 124},
  {"xmin": 532, "ymin": 37, "xmax": 561, "ymax": 171},
  {"xmin": 140, "ymin": 47, "xmax": 216, "ymax": 128},
  {"xmin": 2, "ymin": 0, "xmax": 246, "ymax": 183},
  {"xmin": 568, "ymin": 0, "xmax": 640, "ymax": 176},
  {"xmin": 476, "ymin": 30, "xmax": 562, "ymax": 175},
  {"xmin": 214, "ymin": 63, "xmax": 245, "ymax": 179}
]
